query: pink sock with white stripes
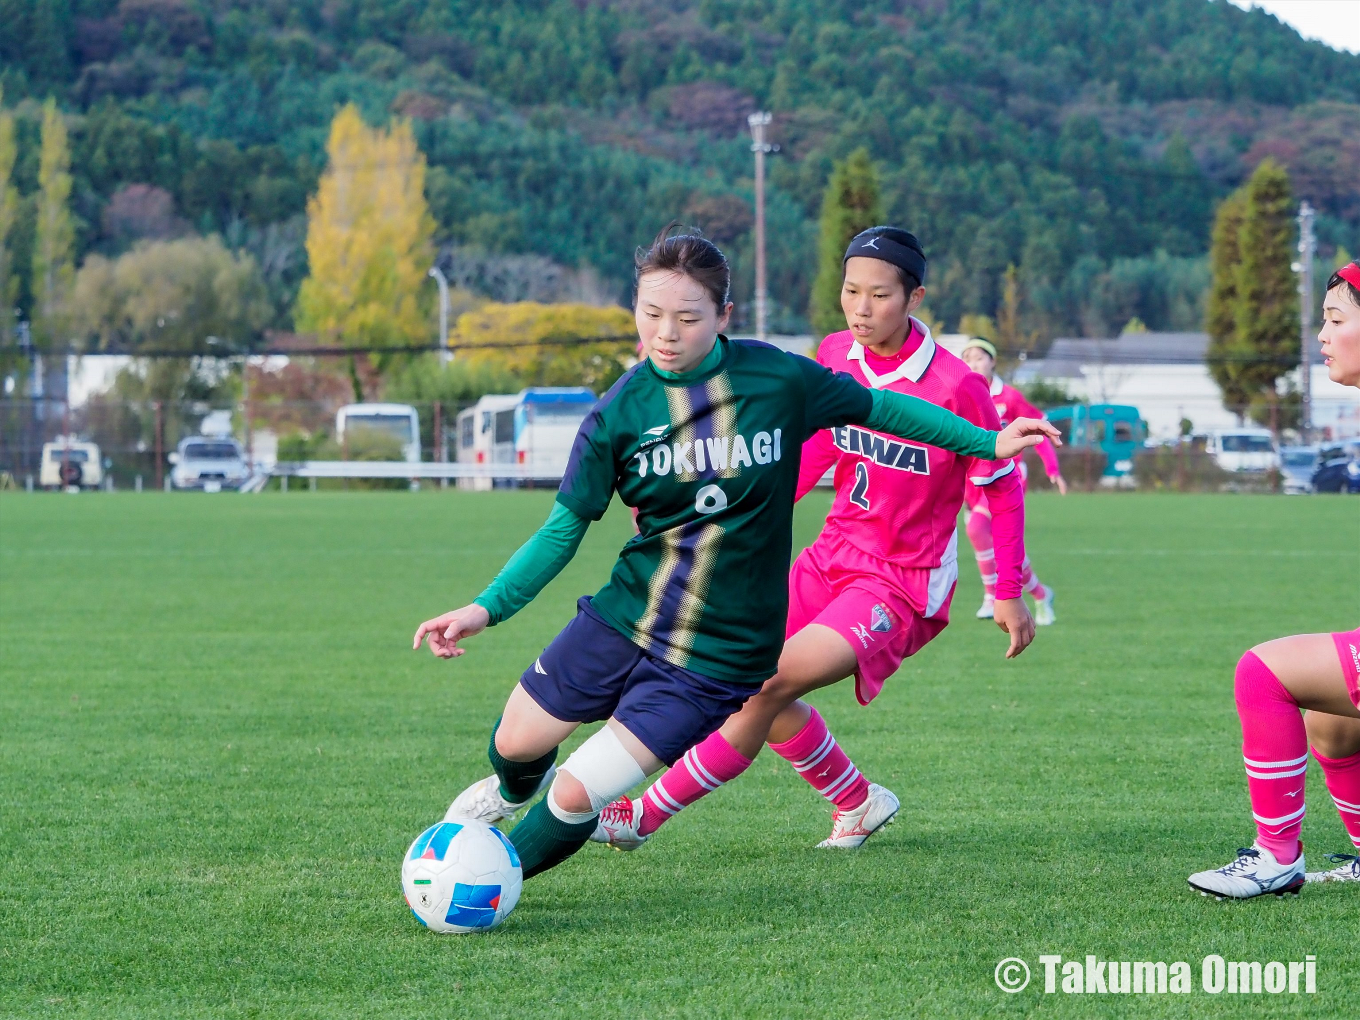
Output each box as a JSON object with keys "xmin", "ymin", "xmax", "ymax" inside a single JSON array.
[
  {"xmin": 1235, "ymin": 651, "xmax": 1307, "ymax": 864},
  {"xmin": 637, "ymin": 731, "xmax": 752, "ymax": 837},
  {"xmin": 965, "ymin": 510, "xmax": 996, "ymax": 597},
  {"xmin": 769, "ymin": 708, "xmax": 869, "ymax": 812},
  {"xmin": 1312, "ymin": 748, "xmax": 1360, "ymax": 852},
  {"xmin": 1020, "ymin": 557, "xmax": 1048, "ymax": 602}
]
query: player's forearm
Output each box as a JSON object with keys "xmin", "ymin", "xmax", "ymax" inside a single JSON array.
[
  {"xmin": 1035, "ymin": 436, "xmax": 1061, "ymax": 477},
  {"xmin": 862, "ymin": 388, "xmax": 996, "ymax": 459},
  {"xmin": 473, "ymin": 502, "xmax": 590, "ymax": 625},
  {"xmin": 984, "ymin": 471, "xmax": 1026, "ymax": 600}
]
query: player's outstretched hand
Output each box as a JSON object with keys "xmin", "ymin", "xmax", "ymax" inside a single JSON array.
[
  {"xmin": 993, "ymin": 597, "xmax": 1036, "ymax": 659},
  {"xmin": 995, "ymin": 417, "xmax": 1062, "ymax": 461},
  {"xmin": 413, "ymin": 603, "xmax": 490, "ymax": 659}
]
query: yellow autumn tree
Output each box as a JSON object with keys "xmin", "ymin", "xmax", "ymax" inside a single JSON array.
[
  {"xmin": 296, "ymin": 104, "xmax": 435, "ymax": 398},
  {"xmin": 32, "ymin": 98, "xmax": 75, "ymax": 348},
  {"xmin": 0, "ymin": 87, "xmax": 19, "ymax": 346},
  {"xmin": 455, "ymin": 302, "xmax": 634, "ymax": 391}
]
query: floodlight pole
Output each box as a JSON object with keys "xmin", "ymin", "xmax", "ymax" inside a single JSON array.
[
  {"xmin": 429, "ymin": 265, "xmax": 451, "ymax": 364},
  {"xmin": 1296, "ymin": 201, "xmax": 1315, "ymax": 443},
  {"xmin": 748, "ymin": 112, "xmax": 776, "ymax": 344}
]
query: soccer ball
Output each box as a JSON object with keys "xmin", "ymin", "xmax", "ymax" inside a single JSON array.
[{"xmin": 401, "ymin": 818, "xmax": 523, "ymax": 933}]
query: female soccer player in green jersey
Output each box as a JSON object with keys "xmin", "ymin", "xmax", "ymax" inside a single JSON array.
[{"xmin": 413, "ymin": 227, "xmax": 1059, "ymax": 881}]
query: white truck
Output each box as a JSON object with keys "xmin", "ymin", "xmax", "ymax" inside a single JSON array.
[
  {"xmin": 1206, "ymin": 428, "xmax": 1280, "ymax": 474},
  {"xmin": 39, "ymin": 438, "xmax": 104, "ymax": 490}
]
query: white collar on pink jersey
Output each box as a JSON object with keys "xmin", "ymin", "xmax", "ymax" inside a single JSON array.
[
  {"xmin": 846, "ymin": 317, "xmax": 937, "ymax": 388},
  {"xmin": 990, "ymin": 374, "xmax": 1005, "ymax": 397}
]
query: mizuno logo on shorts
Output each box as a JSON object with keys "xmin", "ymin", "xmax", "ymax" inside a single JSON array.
[
  {"xmin": 831, "ymin": 426, "xmax": 929, "ymax": 474},
  {"xmin": 851, "ymin": 623, "xmax": 870, "ymax": 648},
  {"xmin": 534, "ymin": 658, "xmax": 547, "ymax": 675}
]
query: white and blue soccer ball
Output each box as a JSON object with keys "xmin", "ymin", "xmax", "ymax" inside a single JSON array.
[{"xmin": 401, "ymin": 818, "xmax": 523, "ymax": 933}]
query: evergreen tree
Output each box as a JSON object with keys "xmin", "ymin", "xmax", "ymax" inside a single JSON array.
[
  {"xmin": 31, "ymin": 98, "xmax": 74, "ymax": 349},
  {"xmin": 0, "ymin": 87, "xmax": 18, "ymax": 346},
  {"xmin": 295, "ymin": 105, "xmax": 436, "ymax": 400},
  {"xmin": 1205, "ymin": 189, "xmax": 1250, "ymax": 418},
  {"xmin": 809, "ymin": 149, "xmax": 882, "ymax": 338},
  {"xmin": 1233, "ymin": 159, "xmax": 1298, "ymax": 428}
]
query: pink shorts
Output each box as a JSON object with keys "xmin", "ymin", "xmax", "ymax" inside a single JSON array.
[
  {"xmin": 1335, "ymin": 629, "xmax": 1360, "ymax": 710},
  {"xmin": 786, "ymin": 531, "xmax": 954, "ymax": 706}
]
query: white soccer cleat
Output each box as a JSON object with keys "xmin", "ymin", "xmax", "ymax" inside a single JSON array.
[
  {"xmin": 589, "ymin": 797, "xmax": 648, "ymax": 851},
  {"xmin": 444, "ymin": 766, "xmax": 556, "ymax": 824},
  {"xmin": 1306, "ymin": 853, "xmax": 1360, "ymax": 884},
  {"xmin": 817, "ymin": 783, "xmax": 900, "ymax": 849},
  {"xmin": 975, "ymin": 595, "xmax": 995, "ymax": 619},
  {"xmin": 1187, "ymin": 844, "xmax": 1306, "ymax": 900},
  {"xmin": 1032, "ymin": 587, "xmax": 1056, "ymax": 626}
]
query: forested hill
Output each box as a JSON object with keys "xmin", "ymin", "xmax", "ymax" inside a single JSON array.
[{"xmin": 1, "ymin": 0, "xmax": 1357, "ymax": 337}]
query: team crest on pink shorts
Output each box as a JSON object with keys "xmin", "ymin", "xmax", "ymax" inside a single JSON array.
[{"xmin": 870, "ymin": 604, "xmax": 894, "ymax": 633}]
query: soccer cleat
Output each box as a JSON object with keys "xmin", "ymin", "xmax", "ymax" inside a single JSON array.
[
  {"xmin": 589, "ymin": 797, "xmax": 648, "ymax": 851},
  {"xmin": 817, "ymin": 783, "xmax": 900, "ymax": 849},
  {"xmin": 1187, "ymin": 844, "xmax": 1306, "ymax": 900},
  {"xmin": 975, "ymin": 595, "xmax": 995, "ymax": 620},
  {"xmin": 1032, "ymin": 587, "xmax": 1056, "ymax": 626},
  {"xmin": 444, "ymin": 766, "xmax": 556, "ymax": 824},
  {"xmin": 1306, "ymin": 853, "xmax": 1360, "ymax": 884}
]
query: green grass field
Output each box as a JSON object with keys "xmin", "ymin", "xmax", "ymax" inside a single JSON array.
[{"xmin": 1, "ymin": 491, "xmax": 1357, "ymax": 1019}]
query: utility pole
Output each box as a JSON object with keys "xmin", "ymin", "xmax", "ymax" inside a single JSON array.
[
  {"xmin": 747, "ymin": 112, "xmax": 776, "ymax": 344},
  {"xmin": 1296, "ymin": 201, "xmax": 1315, "ymax": 443},
  {"xmin": 429, "ymin": 265, "xmax": 451, "ymax": 364}
]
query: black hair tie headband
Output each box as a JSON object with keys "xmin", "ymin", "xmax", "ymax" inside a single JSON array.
[{"xmin": 843, "ymin": 232, "xmax": 927, "ymax": 286}]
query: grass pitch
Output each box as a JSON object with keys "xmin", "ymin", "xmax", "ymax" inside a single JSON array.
[{"xmin": 1, "ymin": 490, "xmax": 1357, "ymax": 1019}]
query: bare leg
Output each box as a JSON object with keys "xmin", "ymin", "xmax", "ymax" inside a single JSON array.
[
  {"xmin": 1254, "ymin": 635, "xmax": 1359, "ymax": 719},
  {"xmin": 1306, "ymin": 711, "xmax": 1360, "ymax": 759},
  {"xmin": 494, "ymin": 683, "xmax": 581, "ymax": 760},
  {"xmin": 717, "ymin": 624, "xmax": 859, "ymax": 759}
]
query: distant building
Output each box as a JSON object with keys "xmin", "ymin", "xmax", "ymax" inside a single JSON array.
[{"xmin": 1012, "ymin": 332, "xmax": 1359, "ymax": 441}]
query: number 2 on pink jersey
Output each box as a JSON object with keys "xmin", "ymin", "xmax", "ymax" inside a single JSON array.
[{"xmin": 849, "ymin": 461, "xmax": 871, "ymax": 510}]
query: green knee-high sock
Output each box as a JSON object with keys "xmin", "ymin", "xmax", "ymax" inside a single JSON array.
[
  {"xmin": 488, "ymin": 718, "xmax": 558, "ymax": 804},
  {"xmin": 508, "ymin": 799, "xmax": 598, "ymax": 879}
]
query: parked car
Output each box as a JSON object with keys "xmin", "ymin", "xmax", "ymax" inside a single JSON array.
[
  {"xmin": 170, "ymin": 436, "xmax": 250, "ymax": 491},
  {"xmin": 39, "ymin": 438, "xmax": 104, "ymax": 490},
  {"xmin": 1278, "ymin": 446, "xmax": 1318, "ymax": 495},
  {"xmin": 1312, "ymin": 442, "xmax": 1360, "ymax": 494},
  {"xmin": 1205, "ymin": 428, "xmax": 1279, "ymax": 474}
]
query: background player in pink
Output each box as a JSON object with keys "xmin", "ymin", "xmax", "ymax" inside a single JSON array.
[
  {"xmin": 593, "ymin": 227, "xmax": 1048, "ymax": 850},
  {"xmin": 958, "ymin": 337, "xmax": 1064, "ymax": 625},
  {"xmin": 1187, "ymin": 261, "xmax": 1360, "ymax": 898}
]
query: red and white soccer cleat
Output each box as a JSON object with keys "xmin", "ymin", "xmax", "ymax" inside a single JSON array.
[
  {"xmin": 590, "ymin": 797, "xmax": 648, "ymax": 851},
  {"xmin": 817, "ymin": 783, "xmax": 900, "ymax": 849}
]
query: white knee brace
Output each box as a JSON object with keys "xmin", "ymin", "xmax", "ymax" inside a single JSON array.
[{"xmin": 548, "ymin": 725, "xmax": 646, "ymax": 822}]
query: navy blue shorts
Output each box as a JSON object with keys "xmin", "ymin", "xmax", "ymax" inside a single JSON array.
[{"xmin": 518, "ymin": 597, "xmax": 757, "ymax": 766}]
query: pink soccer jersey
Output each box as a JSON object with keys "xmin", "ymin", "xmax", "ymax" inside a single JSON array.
[
  {"xmin": 796, "ymin": 321, "xmax": 1017, "ymax": 572},
  {"xmin": 987, "ymin": 376, "xmax": 1061, "ymax": 479}
]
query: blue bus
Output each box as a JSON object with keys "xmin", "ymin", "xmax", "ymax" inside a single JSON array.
[{"xmin": 1044, "ymin": 404, "xmax": 1146, "ymax": 479}]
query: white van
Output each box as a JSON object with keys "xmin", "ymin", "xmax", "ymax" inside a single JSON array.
[
  {"xmin": 456, "ymin": 394, "xmax": 518, "ymax": 490},
  {"xmin": 1206, "ymin": 428, "xmax": 1279, "ymax": 474},
  {"xmin": 336, "ymin": 403, "xmax": 420, "ymax": 463},
  {"xmin": 39, "ymin": 438, "xmax": 104, "ymax": 490}
]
